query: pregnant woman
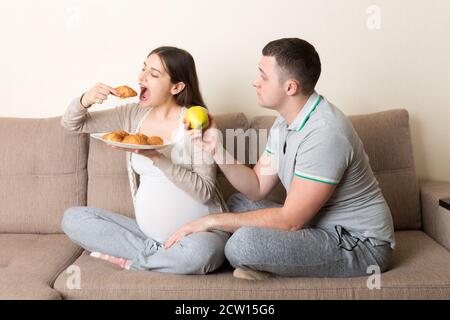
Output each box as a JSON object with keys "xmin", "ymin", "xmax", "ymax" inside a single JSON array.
[{"xmin": 61, "ymin": 46, "xmax": 229, "ymax": 274}]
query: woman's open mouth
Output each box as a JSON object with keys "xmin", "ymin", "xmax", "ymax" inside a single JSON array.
[{"xmin": 139, "ymin": 86, "xmax": 150, "ymax": 102}]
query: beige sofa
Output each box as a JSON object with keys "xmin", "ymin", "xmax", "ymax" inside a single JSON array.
[{"xmin": 0, "ymin": 109, "xmax": 449, "ymax": 300}]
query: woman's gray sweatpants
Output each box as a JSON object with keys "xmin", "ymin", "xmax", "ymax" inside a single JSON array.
[
  {"xmin": 61, "ymin": 206, "xmax": 230, "ymax": 274},
  {"xmin": 225, "ymin": 193, "xmax": 393, "ymax": 278}
]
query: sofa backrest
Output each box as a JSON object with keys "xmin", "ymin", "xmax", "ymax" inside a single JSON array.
[
  {"xmin": 248, "ymin": 109, "xmax": 421, "ymax": 230},
  {"xmin": 349, "ymin": 109, "xmax": 421, "ymax": 229},
  {"xmin": 87, "ymin": 137, "xmax": 135, "ymax": 218},
  {"xmin": 0, "ymin": 108, "xmax": 418, "ymax": 233},
  {"xmin": 213, "ymin": 113, "xmax": 250, "ymax": 201},
  {"xmin": 0, "ymin": 117, "xmax": 88, "ymax": 233}
]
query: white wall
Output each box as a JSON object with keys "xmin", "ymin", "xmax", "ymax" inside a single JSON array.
[{"xmin": 0, "ymin": 0, "xmax": 449, "ymax": 181}]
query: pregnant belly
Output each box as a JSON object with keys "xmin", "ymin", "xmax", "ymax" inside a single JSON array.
[{"xmin": 134, "ymin": 176, "xmax": 210, "ymax": 243}]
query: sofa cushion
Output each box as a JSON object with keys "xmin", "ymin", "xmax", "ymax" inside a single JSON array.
[
  {"xmin": 350, "ymin": 109, "xmax": 420, "ymax": 230},
  {"xmin": 0, "ymin": 117, "xmax": 88, "ymax": 233},
  {"xmin": 53, "ymin": 231, "xmax": 450, "ymax": 299},
  {"xmin": 0, "ymin": 234, "xmax": 82, "ymax": 299},
  {"xmin": 86, "ymin": 137, "xmax": 135, "ymax": 218},
  {"xmin": 249, "ymin": 109, "xmax": 420, "ymax": 230}
]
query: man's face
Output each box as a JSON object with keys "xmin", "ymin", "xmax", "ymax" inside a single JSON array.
[{"xmin": 252, "ymin": 55, "xmax": 286, "ymax": 110}]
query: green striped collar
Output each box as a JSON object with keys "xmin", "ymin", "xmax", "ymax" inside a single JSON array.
[{"xmin": 287, "ymin": 92, "xmax": 322, "ymax": 131}]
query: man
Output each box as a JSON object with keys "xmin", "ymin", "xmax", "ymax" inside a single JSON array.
[{"xmin": 165, "ymin": 38, "xmax": 395, "ymax": 280}]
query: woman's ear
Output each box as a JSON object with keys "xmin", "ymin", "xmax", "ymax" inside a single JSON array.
[{"xmin": 171, "ymin": 82, "xmax": 186, "ymax": 95}]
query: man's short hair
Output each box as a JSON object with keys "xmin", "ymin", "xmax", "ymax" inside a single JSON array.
[{"xmin": 262, "ymin": 38, "xmax": 321, "ymax": 95}]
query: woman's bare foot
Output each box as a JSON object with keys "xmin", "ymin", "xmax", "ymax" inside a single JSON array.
[{"xmin": 90, "ymin": 252, "xmax": 132, "ymax": 270}]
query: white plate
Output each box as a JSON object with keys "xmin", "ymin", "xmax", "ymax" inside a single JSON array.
[{"xmin": 90, "ymin": 132, "xmax": 172, "ymax": 150}]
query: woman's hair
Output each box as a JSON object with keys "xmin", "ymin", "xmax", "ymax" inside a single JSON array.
[{"xmin": 149, "ymin": 46, "xmax": 207, "ymax": 109}]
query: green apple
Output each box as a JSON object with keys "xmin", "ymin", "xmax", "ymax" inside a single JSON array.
[{"xmin": 185, "ymin": 106, "xmax": 209, "ymax": 130}]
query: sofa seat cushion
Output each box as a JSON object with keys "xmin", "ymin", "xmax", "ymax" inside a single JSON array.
[
  {"xmin": 53, "ymin": 231, "xmax": 449, "ymax": 299},
  {"xmin": 0, "ymin": 234, "xmax": 82, "ymax": 299}
]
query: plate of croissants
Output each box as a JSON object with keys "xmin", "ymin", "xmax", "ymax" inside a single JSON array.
[{"xmin": 91, "ymin": 130, "xmax": 171, "ymax": 150}]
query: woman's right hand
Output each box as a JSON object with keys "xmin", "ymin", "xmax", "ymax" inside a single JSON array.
[{"xmin": 80, "ymin": 83, "xmax": 120, "ymax": 108}]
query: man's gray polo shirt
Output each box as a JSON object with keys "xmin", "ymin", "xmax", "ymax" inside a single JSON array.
[{"xmin": 265, "ymin": 92, "xmax": 395, "ymax": 248}]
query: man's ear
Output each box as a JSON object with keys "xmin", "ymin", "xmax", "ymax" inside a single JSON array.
[
  {"xmin": 171, "ymin": 82, "xmax": 186, "ymax": 95},
  {"xmin": 285, "ymin": 79, "xmax": 300, "ymax": 96}
]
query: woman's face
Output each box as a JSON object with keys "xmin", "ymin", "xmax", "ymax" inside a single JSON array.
[{"xmin": 138, "ymin": 53, "xmax": 175, "ymax": 108}]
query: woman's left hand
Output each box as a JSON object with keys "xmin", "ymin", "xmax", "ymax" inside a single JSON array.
[
  {"xmin": 164, "ymin": 215, "xmax": 214, "ymax": 249},
  {"xmin": 108, "ymin": 145, "xmax": 161, "ymax": 162}
]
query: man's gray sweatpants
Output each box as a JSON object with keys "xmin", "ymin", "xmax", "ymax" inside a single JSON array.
[
  {"xmin": 225, "ymin": 193, "xmax": 393, "ymax": 277},
  {"xmin": 61, "ymin": 206, "xmax": 230, "ymax": 274}
]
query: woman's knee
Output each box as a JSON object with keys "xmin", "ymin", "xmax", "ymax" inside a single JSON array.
[
  {"xmin": 180, "ymin": 232, "xmax": 228, "ymax": 274},
  {"xmin": 373, "ymin": 245, "xmax": 393, "ymax": 273},
  {"xmin": 61, "ymin": 206, "xmax": 90, "ymax": 235}
]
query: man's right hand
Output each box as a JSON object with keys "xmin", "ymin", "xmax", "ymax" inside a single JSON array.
[
  {"xmin": 81, "ymin": 83, "xmax": 120, "ymax": 108},
  {"xmin": 185, "ymin": 112, "xmax": 280, "ymax": 201}
]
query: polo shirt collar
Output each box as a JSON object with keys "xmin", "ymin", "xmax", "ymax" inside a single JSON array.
[{"xmin": 286, "ymin": 91, "xmax": 322, "ymax": 131}]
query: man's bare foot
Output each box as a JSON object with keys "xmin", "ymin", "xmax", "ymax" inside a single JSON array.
[
  {"xmin": 233, "ymin": 268, "xmax": 275, "ymax": 281},
  {"xmin": 90, "ymin": 252, "xmax": 132, "ymax": 270}
]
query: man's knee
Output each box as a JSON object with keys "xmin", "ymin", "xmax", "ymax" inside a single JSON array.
[{"xmin": 225, "ymin": 227, "xmax": 260, "ymax": 268}]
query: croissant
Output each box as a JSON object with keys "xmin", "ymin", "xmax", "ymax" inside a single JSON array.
[
  {"xmin": 147, "ymin": 136, "xmax": 164, "ymax": 145},
  {"xmin": 122, "ymin": 133, "xmax": 149, "ymax": 145},
  {"xmin": 115, "ymin": 85, "xmax": 137, "ymax": 99},
  {"xmin": 102, "ymin": 130, "xmax": 164, "ymax": 147},
  {"xmin": 102, "ymin": 130, "xmax": 129, "ymax": 142},
  {"xmin": 135, "ymin": 133, "xmax": 149, "ymax": 139}
]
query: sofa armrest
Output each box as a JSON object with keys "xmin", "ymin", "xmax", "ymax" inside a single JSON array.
[{"xmin": 420, "ymin": 180, "xmax": 450, "ymax": 250}]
